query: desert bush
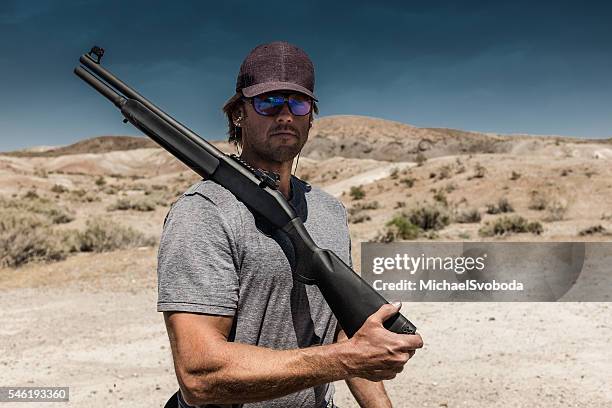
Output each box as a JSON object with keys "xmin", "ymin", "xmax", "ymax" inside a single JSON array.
[
  {"xmin": 432, "ymin": 189, "xmax": 448, "ymax": 206},
  {"xmin": 349, "ymin": 201, "xmax": 380, "ymax": 215},
  {"xmin": 107, "ymin": 198, "xmax": 156, "ymax": 212},
  {"xmin": 349, "ymin": 213, "xmax": 371, "ymax": 224},
  {"xmin": 394, "ymin": 201, "xmax": 406, "ymax": 209},
  {"xmin": 390, "ymin": 167, "xmax": 399, "ymax": 179},
  {"xmin": 578, "ymin": 225, "xmax": 607, "ymax": 236},
  {"xmin": 0, "ymin": 210, "xmax": 68, "ymax": 267},
  {"xmin": 528, "ymin": 190, "xmax": 548, "ymax": 210},
  {"xmin": 95, "ymin": 176, "xmax": 106, "ymax": 186},
  {"xmin": 406, "ymin": 202, "xmax": 450, "ymax": 231},
  {"xmin": 415, "ymin": 153, "xmax": 427, "ymax": 167},
  {"xmin": 510, "ymin": 171, "xmax": 521, "ymax": 181},
  {"xmin": 76, "ymin": 218, "xmax": 156, "ymax": 252},
  {"xmin": 471, "ymin": 163, "xmax": 486, "ymax": 179},
  {"xmin": 455, "ymin": 208, "xmax": 481, "ymax": 223},
  {"xmin": 400, "ymin": 177, "xmax": 415, "ymax": 188},
  {"xmin": 0, "ymin": 196, "xmax": 74, "ymax": 224},
  {"xmin": 544, "ymin": 199, "xmax": 569, "ymax": 222},
  {"xmin": 486, "ymin": 197, "xmax": 514, "ymax": 215},
  {"xmin": 349, "ymin": 186, "xmax": 366, "ymax": 200},
  {"xmin": 23, "ymin": 190, "xmax": 39, "ymax": 199},
  {"xmin": 438, "ymin": 165, "xmax": 452, "ymax": 180},
  {"xmin": 34, "ymin": 168, "xmax": 48, "ymax": 178},
  {"xmin": 132, "ymin": 199, "xmax": 156, "ymax": 211},
  {"xmin": 444, "ymin": 183, "xmax": 457, "ymax": 193},
  {"xmin": 51, "ymin": 184, "xmax": 69, "ymax": 194},
  {"xmin": 67, "ymin": 189, "xmax": 100, "ymax": 203},
  {"xmin": 107, "ymin": 198, "xmax": 131, "ymax": 211},
  {"xmin": 479, "ymin": 216, "xmax": 543, "ymax": 237},
  {"xmin": 377, "ymin": 215, "xmax": 421, "ymax": 242}
]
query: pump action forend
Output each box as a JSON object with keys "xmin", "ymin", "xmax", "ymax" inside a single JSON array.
[{"xmin": 74, "ymin": 46, "xmax": 417, "ymax": 337}]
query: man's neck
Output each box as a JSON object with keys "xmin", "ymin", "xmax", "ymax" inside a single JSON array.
[{"xmin": 239, "ymin": 151, "xmax": 294, "ymax": 199}]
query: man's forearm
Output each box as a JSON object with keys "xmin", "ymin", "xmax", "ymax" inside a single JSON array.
[
  {"xmin": 180, "ymin": 341, "xmax": 350, "ymax": 405},
  {"xmin": 346, "ymin": 377, "xmax": 392, "ymax": 408}
]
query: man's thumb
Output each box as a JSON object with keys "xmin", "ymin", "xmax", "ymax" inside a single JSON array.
[{"xmin": 371, "ymin": 302, "xmax": 402, "ymax": 323}]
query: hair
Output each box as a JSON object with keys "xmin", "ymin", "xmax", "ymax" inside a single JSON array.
[{"xmin": 223, "ymin": 92, "xmax": 319, "ymax": 147}]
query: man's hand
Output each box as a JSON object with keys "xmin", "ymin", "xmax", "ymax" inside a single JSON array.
[{"xmin": 341, "ymin": 302, "xmax": 423, "ymax": 382}]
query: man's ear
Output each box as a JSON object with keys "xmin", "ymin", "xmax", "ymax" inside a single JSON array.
[{"xmin": 233, "ymin": 108, "xmax": 245, "ymax": 126}]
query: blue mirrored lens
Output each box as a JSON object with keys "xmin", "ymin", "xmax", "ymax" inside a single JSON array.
[{"xmin": 253, "ymin": 95, "xmax": 311, "ymax": 116}]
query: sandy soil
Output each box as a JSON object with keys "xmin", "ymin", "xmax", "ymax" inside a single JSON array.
[{"xmin": 1, "ymin": 248, "xmax": 611, "ymax": 407}]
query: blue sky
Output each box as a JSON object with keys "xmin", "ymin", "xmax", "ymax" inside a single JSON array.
[{"xmin": 0, "ymin": 0, "xmax": 611, "ymax": 151}]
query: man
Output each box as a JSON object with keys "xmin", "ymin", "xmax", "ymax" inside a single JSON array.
[{"xmin": 157, "ymin": 41, "xmax": 423, "ymax": 408}]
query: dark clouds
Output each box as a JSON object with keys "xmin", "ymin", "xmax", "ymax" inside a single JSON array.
[{"xmin": 0, "ymin": 0, "xmax": 611, "ymax": 150}]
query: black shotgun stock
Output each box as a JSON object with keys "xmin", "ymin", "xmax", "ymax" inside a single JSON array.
[{"xmin": 74, "ymin": 46, "xmax": 416, "ymax": 337}]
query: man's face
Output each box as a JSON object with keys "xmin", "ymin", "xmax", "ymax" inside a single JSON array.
[{"xmin": 239, "ymin": 92, "xmax": 312, "ymax": 164}]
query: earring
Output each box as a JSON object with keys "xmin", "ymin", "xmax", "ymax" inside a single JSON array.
[{"xmin": 234, "ymin": 116, "xmax": 243, "ymax": 127}]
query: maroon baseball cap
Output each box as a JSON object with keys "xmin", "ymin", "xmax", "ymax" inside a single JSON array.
[{"xmin": 226, "ymin": 41, "xmax": 317, "ymax": 107}]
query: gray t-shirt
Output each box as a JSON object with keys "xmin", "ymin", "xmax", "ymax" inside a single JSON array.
[{"xmin": 157, "ymin": 176, "xmax": 352, "ymax": 408}]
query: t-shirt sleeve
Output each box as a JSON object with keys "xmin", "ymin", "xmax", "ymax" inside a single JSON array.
[{"xmin": 157, "ymin": 192, "xmax": 239, "ymax": 316}]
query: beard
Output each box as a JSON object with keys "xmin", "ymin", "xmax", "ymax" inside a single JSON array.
[{"xmin": 247, "ymin": 127, "xmax": 308, "ymax": 163}]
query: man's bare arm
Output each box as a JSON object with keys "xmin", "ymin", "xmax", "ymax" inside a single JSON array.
[
  {"xmin": 336, "ymin": 327, "xmax": 393, "ymax": 407},
  {"xmin": 346, "ymin": 378, "xmax": 392, "ymax": 408},
  {"xmin": 164, "ymin": 303, "xmax": 422, "ymax": 406}
]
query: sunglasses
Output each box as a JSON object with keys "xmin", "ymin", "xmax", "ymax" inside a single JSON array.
[{"xmin": 247, "ymin": 93, "xmax": 313, "ymax": 116}]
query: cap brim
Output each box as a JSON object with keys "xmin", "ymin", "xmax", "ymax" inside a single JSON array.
[{"xmin": 242, "ymin": 81, "xmax": 318, "ymax": 101}]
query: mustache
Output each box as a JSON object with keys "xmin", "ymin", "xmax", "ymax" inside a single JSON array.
[{"xmin": 269, "ymin": 125, "xmax": 300, "ymax": 136}]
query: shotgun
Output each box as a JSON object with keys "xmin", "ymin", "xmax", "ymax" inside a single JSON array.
[{"xmin": 74, "ymin": 46, "xmax": 417, "ymax": 337}]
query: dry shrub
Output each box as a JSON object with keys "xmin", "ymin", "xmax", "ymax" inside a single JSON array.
[
  {"xmin": 349, "ymin": 201, "xmax": 380, "ymax": 214},
  {"xmin": 528, "ymin": 190, "xmax": 548, "ymax": 210},
  {"xmin": 107, "ymin": 198, "xmax": 156, "ymax": 212},
  {"xmin": 479, "ymin": 216, "xmax": 543, "ymax": 237},
  {"xmin": 0, "ymin": 212, "xmax": 156, "ymax": 268},
  {"xmin": 95, "ymin": 176, "xmax": 106, "ymax": 186},
  {"xmin": 76, "ymin": 218, "xmax": 156, "ymax": 252},
  {"xmin": 349, "ymin": 213, "xmax": 371, "ymax": 224},
  {"xmin": 455, "ymin": 208, "xmax": 481, "ymax": 223},
  {"xmin": 349, "ymin": 186, "xmax": 366, "ymax": 200},
  {"xmin": 348, "ymin": 201, "xmax": 379, "ymax": 224},
  {"xmin": 376, "ymin": 203, "xmax": 449, "ymax": 242},
  {"xmin": 486, "ymin": 197, "xmax": 514, "ymax": 214},
  {"xmin": 432, "ymin": 189, "xmax": 448, "ymax": 206},
  {"xmin": 376, "ymin": 215, "xmax": 420, "ymax": 242},
  {"xmin": 0, "ymin": 196, "xmax": 74, "ymax": 224},
  {"xmin": 544, "ymin": 199, "xmax": 569, "ymax": 222},
  {"xmin": 51, "ymin": 184, "xmax": 69, "ymax": 194},
  {"xmin": 68, "ymin": 189, "xmax": 100, "ymax": 203},
  {"xmin": 0, "ymin": 210, "xmax": 68, "ymax": 267},
  {"xmin": 407, "ymin": 202, "xmax": 450, "ymax": 231},
  {"xmin": 400, "ymin": 177, "xmax": 415, "ymax": 188},
  {"xmin": 438, "ymin": 165, "xmax": 452, "ymax": 180},
  {"xmin": 578, "ymin": 225, "xmax": 608, "ymax": 236},
  {"xmin": 415, "ymin": 153, "xmax": 427, "ymax": 167}
]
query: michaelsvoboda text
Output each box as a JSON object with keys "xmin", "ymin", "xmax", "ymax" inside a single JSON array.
[{"xmin": 372, "ymin": 279, "xmax": 524, "ymax": 291}]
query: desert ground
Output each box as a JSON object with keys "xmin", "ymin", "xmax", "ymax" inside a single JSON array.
[{"xmin": 1, "ymin": 115, "xmax": 611, "ymax": 407}]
